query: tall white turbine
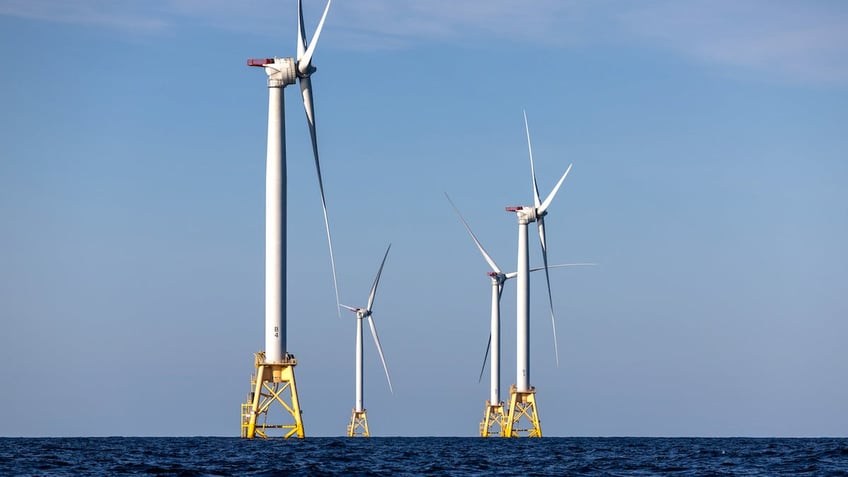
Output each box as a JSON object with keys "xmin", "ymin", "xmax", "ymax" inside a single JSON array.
[
  {"xmin": 503, "ymin": 111, "xmax": 572, "ymax": 437},
  {"xmin": 241, "ymin": 0, "xmax": 338, "ymax": 440},
  {"xmin": 341, "ymin": 245, "xmax": 394, "ymax": 437},
  {"xmin": 247, "ymin": 0, "xmax": 338, "ymax": 364},
  {"xmin": 446, "ymin": 193, "xmax": 593, "ymax": 436}
]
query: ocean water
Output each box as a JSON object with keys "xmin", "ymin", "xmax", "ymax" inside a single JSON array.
[{"xmin": 1, "ymin": 437, "xmax": 846, "ymax": 476}]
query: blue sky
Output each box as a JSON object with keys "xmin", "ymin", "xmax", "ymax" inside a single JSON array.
[{"xmin": 1, "ymin": 0, "xmax": 847, "ymax": 437}]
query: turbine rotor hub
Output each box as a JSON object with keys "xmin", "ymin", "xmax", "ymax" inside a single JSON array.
[{"xmin": 297, "ymin": 62, "xmax": 317, "ymax": 78}]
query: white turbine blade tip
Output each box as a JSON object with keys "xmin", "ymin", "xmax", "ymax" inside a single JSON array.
[
  {"xmin": 366, "ymin": 245, "xmax": 391, "ymax": 312},
  {"xmin": 540, "ymin": 163, "xmax": 573, "ymax": 213},
  {"xmin": 528, "ymin": 263, "xmax": 598, "ymax": 273},
  {"xmin": 523, "ymin": 111, "xmax": 543, "ymax": 208},
  {"xmin": 444, "ymin": 193, "xmax": 502, "ymax": 274},
  {"xmin": 368, "ymin": 316, "xmax": 393, "ymax": 393}
]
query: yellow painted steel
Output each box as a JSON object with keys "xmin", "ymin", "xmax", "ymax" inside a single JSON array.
[
  {"xmin": 240, "ymin": 352, "xmax": 305, "ymax": 439},
  {"xmin": 347, "ymin": 410, "xmax": 369, "ymax": 437},
  {"xmin": 479, "ymin": 401, "xmax": 506, "ymax": 437},
  {"xmin": 504, "ymin": 384, "xmax": 542, "ymax": 438}
]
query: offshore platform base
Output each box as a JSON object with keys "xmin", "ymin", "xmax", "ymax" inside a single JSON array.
[
  {"xmin": 479, "ymin": 401, "xmax": 506, "ymax": 437},
  {"xmin": 347, "ymin": 410, "xmax": 369, "ymax": 437},
  {"xmin": 240, "ymin": 352, "xmax": 304, "ymax": 439},
  {"xmin": 504, "ymin": 384, "xmax": 542, "ymax": 437}
]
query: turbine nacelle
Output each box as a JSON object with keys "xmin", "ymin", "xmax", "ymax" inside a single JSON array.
[
  {"xmin": 341, "ymin": 304, "xmax": 372, "ymax": 319},
  {"xmin": 248, "ymin": 57, "xmax": 297, "ymax": 87},
  {"xmin": 505, "ymin": 205, "xmax": 544, "ymax": 223}
]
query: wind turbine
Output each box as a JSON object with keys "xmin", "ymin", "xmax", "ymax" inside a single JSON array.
[
  {"xmin": 503, "ymin": 111, "xmax": 573, "ymax": 438},
  {"xmin": 445, "ymin": 193, "xmax": 593, "ymax": 437},
  {"xmin": 340, "ymin": 245, "xmax": 394, "ymax": 437},
  {"xmin": 241, "ymin": 0, "xmax": 338, "ymax": 440}
]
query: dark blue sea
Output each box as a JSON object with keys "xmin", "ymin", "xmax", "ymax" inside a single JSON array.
[{"xmin": 1, "ymin": 437, "xmax": 846, "ymax": 476}]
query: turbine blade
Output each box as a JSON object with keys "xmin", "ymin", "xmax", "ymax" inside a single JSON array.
[
  {"xmin": 296, "ymin": 0, "xmax": 306, "ymax": 61},
  {"xmin": 529, "ymin": 263, "xmax": 597, "ymax": 273},
  {"xmin": 477, "ymin": 333, "xmax": 491, "ymax": 383},
  {"xmin": 299, "ymin": 75, "xmax": 341, "ymax": 317},
  {"xmin": 367, "ymin": 244, "xmax": 391, "ymax": 312},
  {"xmin": 538, "ymin": 216, "xmax": 547, "ymax": 260},
  {"xmin": 479, "ymin": 283, "xmax": 504, "ymax": 383},
  {"xmin": 537, "ymin": 217, "xmax": 560, "ymax": 368},
  {"xmin": 539, "ymin": 163, "xmax": 572, "ymax": 214},
  {"xmin": 368, "ymin": 315, "xmax": 393, "ymax": 393},
  {"xmin": 339, "ymin": 304, "xmax": 358, "ymax": 312},
  {"xmin": 504, "ymin": 263, "xmax": 595, "ymax": 280},
  {"xmin": 444, "ymin": 193, "xmax": 502, "ymax": 274},
  {"xmin": 299, "ymin": 0, "xmax": 332, "ymax": 74},
  {"xmin": 524, "ymin": 110, "xmax": 542, "ymax": 209}
]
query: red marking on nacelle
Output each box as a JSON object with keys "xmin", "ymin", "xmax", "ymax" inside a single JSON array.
[
  {"xmin": 247, "ymin": 58, "xmax": 274, "ymax": 67},
  {"xmin": 505, "ymin": 206, "xmax": 523, "ymax": 212},
  {"xmin": 487, "ymin": 272, "xmax": 498, "ymax": 277}
]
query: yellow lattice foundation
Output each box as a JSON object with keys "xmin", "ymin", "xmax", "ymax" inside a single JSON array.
[
  {"xmin": 504, "ymin": 384, "xmax": 542, "ymax": 438},
  {"xmin": 347, "ymin": 410, "xmax": 369, "ymax": 437},
  {"xmin": 240, "ymin": 352, "xmax": 304, "ymax": 439},
  {"xmin": 479, "ymin": 401, "xmax": 506, "ymax": 437}
]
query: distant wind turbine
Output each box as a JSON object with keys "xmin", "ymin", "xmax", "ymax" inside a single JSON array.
[{"xmin": 340, "ymin": 244, "xmax": 394, "ymax": 437}]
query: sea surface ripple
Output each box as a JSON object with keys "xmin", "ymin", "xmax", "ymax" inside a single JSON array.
[{"xmin": 1, "ymin": 436, "xmax": 846, "ymax": 476}]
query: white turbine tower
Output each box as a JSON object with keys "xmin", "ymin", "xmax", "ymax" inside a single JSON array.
[
  {"xmin": 504, "ymin": 111, "xmax": 573, "ymax": 438},
  {"xmin": 446, "ymin": 193, "xmax": 592, "ymax": 437},
  {"xmin": 241, "ymin": 0, "xmax": 338, "ymax": 440},
  {"xmin": 340, "ymin": 245, "xmax": 394, "ymax": 437}
]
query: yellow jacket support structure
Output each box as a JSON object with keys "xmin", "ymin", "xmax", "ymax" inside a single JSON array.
[
  {"xmin": 480, "ymin": 401, "xmax": 506, "ymax": 437},
  {"xmin": 240, "ymin": 352, "xmax": 304, "ymax": 439},
  {"xmin": 347, "ymin": 410, "xmax": 369, "ymax": 437},
  {"xmin": 504, "ymin": 385, "xmax": 542, "ymax": 438}
]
